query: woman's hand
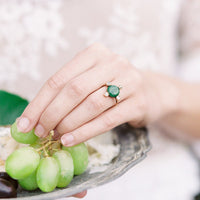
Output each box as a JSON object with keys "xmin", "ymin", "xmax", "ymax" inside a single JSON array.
[{"xmin": 16, "ymin": 43, "xmax": 179, "ymax": 146}]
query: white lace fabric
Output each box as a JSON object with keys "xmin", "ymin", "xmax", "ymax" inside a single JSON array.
[
  {"xmin": 0, "ymin": 0, "xmax": 200, "ymax": 199},
  {"xmin": 179, "ymin": 0, "xmax": 200, "ymax": 81}
]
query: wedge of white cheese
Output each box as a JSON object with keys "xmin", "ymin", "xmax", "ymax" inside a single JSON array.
[{"xmin": 86, "ymin": 132, "xmax": 120, "ymax": 168}]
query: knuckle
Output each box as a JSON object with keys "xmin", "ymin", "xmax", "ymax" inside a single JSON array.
[
  {"xmin": 134, "ymin": 71, "xmax": 143, "ymax": 87},
  {"xmin": 130, "ymin": 118, "xmax": 145, "ymax": 128},
  {"xmin": 47, "ymin": 73, "xmax": 65, "ymax": 89},
  {"xmin": 115, "ymin": 55, "xmax": 129, "ymax": 66},
  {"xmin": 88, "ymin": 95, "xmax": 104, "ymax": 111},
  {"xmin": 68, "ymin": 79, "xmax": 85, "ymax": 97},
  {"xmin": 89, "ymin": 43, "xmax": 110, "ymax": 55},
  {"xmin": 110, "ymin": 54, "xmax": 129, "ymax": 67},
  {"xmin": 135, "ymin": 112, "xmax": 144, "ymax": 125},
  {"xmin": 130, "ymin": 71, "xmax": 143, "ymax": 90},
  {"xmin": 90, "ymin": 42, "xmax": 104, "ymax": 50},
  {"xmin": 134, "ymin": 115, "xmax": 146, "ymax": 127},
  {"xmin": 110, "ymin": 54, "xmax": 130, "ymax": 75}
]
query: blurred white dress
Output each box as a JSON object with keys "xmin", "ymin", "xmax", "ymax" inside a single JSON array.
[{"xmin": 0, "ymin": 0, "xmax": 200, "ymax": 199}]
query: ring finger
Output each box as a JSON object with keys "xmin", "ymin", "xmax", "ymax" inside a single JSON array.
[{"xmin": 56, "ymin": 78, "xmax": 133, "ymax": 135}]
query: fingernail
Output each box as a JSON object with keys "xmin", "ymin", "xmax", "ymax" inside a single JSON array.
[
  {"xmin": 61, "ymin": 134, "xmax": 74, "ymax": 146},
  {"xmin": 17, "ymin": 117, "xmax": 30, "ymax": 132},
  {"xmin": 35, "ymin": 124, "xmax": 45, "ymax": 137}
]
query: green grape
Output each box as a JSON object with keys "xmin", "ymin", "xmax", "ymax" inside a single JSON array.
[
  {"xmin": 62, "ymin": 143, "xmax": 89, "ymax": 175},
  {"xmin": 30, "ymin": 142, "xmax": 42, "ymax": 149},
  {"xmin": 11, "ymin": 122, "xmax": 38, "ymax": 144},
  {"xmin": 30, "ymin": 145, "xmax": 44, "ymax": 158},
  {"xmin": 36, "ymin": 157, "xmax": 59, "ymax": 192},
  {"xmin": 53, "ymin": 150, "xmax": 74, "ymax": 188},
  {"xmin": 18, "ymin": 170, "xmax": 38, "ymax": 191},
  {"xmin": 6, "ymin": 147, "xmax": 40, "ymax": 180}
]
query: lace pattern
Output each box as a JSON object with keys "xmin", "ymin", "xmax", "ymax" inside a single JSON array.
[{"xmin": 0, "ymin": 1, "xmax": 68, "ymax": 84}]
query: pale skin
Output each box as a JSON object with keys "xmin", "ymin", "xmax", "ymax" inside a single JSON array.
[{"xmin": 16, "ymin": 43, "xmax": 200, "ymax": 198}]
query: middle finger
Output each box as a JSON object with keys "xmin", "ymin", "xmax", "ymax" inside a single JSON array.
[{"xmin": 35, "ymin": 61, "xmax": 115, "ymax": 137}]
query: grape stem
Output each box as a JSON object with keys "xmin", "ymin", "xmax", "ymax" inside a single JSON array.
[
  {"xmin": 36, "ymin": 141, "xmax": 52, "ymax": 152},
  {"xmin": 39, "ymin": 139, "xmax": 49, "ymax": 145},
  {"xmin": 43, "ymin": 146, "xmax": 49, "ymax": 157},
  {"xmin": 36, "ymin": 138, "xmax": 61, "ymax": 157},
  {"xmin": 35, "ymin": 130, "xmax": 62, "ymax": 157}
]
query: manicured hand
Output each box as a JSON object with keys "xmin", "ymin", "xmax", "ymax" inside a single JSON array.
[{"xmin": 17, "ymin": 43, "xmax": 179, "ymax": 146}]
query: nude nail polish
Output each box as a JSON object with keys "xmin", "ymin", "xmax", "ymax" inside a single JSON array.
[
  {"xmin": 17, "ymin": 117, "xmax": 30, "ymax": 132},
  {"xmin": 61, "ymin": 134, "xmax": 74, "ymax": 146},
  {"xmin": 35, "ymin": 124, "xmax": 45, "ymax": 137}
]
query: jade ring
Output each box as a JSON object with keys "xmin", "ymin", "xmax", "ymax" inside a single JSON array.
[{"xmin": 104, "ymin": 82, "xmax": 122, "ymax": 103}]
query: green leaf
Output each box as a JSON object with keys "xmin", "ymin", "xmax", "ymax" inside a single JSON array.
[{"xmin": 0, "ymin": 90, "xmax": 29, "ymax": 125}]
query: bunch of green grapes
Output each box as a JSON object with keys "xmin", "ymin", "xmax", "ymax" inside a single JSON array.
[{"xmin": 5, "ymin": 122, "xmax": 89, "ymax": 193}]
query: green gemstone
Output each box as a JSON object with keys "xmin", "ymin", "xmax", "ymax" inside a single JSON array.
[{"xmin": 107, "ymin": 85, "xmax": 120, "ymax": 98}]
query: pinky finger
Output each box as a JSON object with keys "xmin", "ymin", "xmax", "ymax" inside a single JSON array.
[
  {"xmin": 61, "ymin": 99, "xmax": 133, "ymax": 147},
  {"xmin": 72, "ymin": 190, "xmax": 87, "ymax": 198}
]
